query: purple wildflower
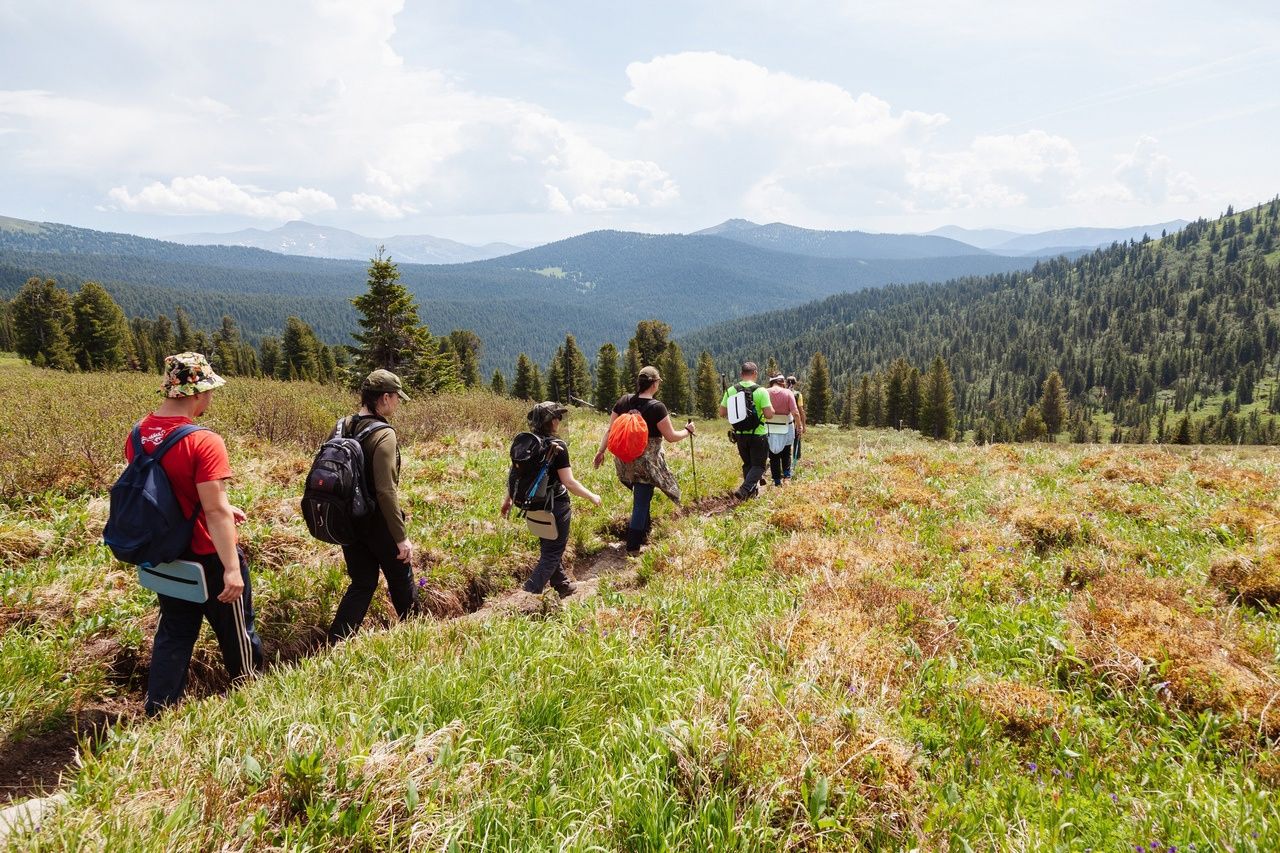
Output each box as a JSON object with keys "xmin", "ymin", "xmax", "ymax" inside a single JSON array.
[
  {"xmin": 1111, "ymin": 793, "xmax": 1119, "ymax": 803},
  {"xmin": 1027, "ymin": 762, "xmax": 1038, "ymax": 772}
]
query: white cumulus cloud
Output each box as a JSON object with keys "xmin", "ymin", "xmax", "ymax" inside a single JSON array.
[
  {"xmin": 905, "ymin": 130, "xmax": 1083, "ymax": 210},
  {"xmin": 108, "ymin": 176, "xmax": 336, "ymax": 219},
  {"xmin": 1110, "ymin": 136, "xmax": 1197, "ymax": 204}
]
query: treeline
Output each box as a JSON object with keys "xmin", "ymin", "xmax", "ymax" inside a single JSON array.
[
  {"xmin": 685, "ymin": 198, "xmax": 1280, "ymax": 444},
  {"xmin": 0, "ymin": 252, "xmax": 486, "ymax": 394}
]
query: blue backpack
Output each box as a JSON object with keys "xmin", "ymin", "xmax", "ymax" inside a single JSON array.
[{"xmin": 103, "ymin": 423, "xmax": 208, "ymax": 567}]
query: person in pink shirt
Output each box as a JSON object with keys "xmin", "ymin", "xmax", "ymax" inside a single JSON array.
[{"xmin": 765, "ymin": 374, "xmax": 804, "ymax": 485}]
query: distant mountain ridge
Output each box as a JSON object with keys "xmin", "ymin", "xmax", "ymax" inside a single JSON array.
[
  {"xmin": 693, "ymin": 219, "xmax": 989, "ymax": 260},
  {"xmin": 929, "ymin": 221, "xmax": 1189, "ymax": 255},
  {"xmin": 0, "ymin": 215, "xmax": 1042, "ymax": 371},
  {"xmin": 171, "ymin": 220, "xmax": 522, "ymax": 265}
]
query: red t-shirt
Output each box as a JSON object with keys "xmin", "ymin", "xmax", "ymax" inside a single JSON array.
[{"xmin": 123, "ymin": 414, "xmax": 233, "ymax": 556}]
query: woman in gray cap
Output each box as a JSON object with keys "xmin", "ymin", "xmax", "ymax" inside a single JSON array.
[
  {"xmin": 502, "ymin": 401, "xmax": 601, "ymax": 595},
  {"xmin": 593, "ymin": 365, "xmax": 695, "ymax": 556}
]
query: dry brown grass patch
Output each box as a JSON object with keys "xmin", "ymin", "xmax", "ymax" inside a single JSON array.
[
  {"xmin": 965, "ymin": 679, "xmax": 1064, "ymax": 738},
  {"xmin": 1084, "ymin": 484, "xmax": 1164, "ymax": 522},
  {"xmin": 1068, "ymin": 571, "xmax": 1280, "ymax": 738},
  {"xmin": 1010, "ymin": 505, "xmax": 1092, "ymax": 552},
  {"xmin": 1080, "ymin": 451, "xmax": 1179, "ymax": 487},
  {"xmin": 0, "ymin": 523, "xmax": 52, "ymax": 565},
  {"xmin": 243, "ymin": 525, "xmax": 328, "ymax": 571},
  {"xmin": 769, "ymin": 503, "xmax": 828, "ymax": 533},
  {"xmin": 1253, "ymin": 751, "xmax": 1280, "ymax": 787},
  {"xmin": 734, "ymin": 682, "xmax": 922, "ymax": 843},
  {"xmin": 1192, "ymin": 461, "xmax": 1268, "ymax": 494},
  {"xmin": 651, "ymin": 542, "xmax": 729, "ymax": 580},
  {"xmin": 1208, "ymin": 548, "xmax": 1280, "ymax": 605},
  {"xmin": 1206, "ymin": 504, "xmax": 1280, "ymax": 540}
]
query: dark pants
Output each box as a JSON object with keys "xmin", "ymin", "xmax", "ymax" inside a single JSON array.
[
  {"xmin": 330, "ymin": 511, "xmax": 417, "ymax": 642},
  {"xmin": 146, "ymin": 547, "xmax": 263, "ymax": 715},
  {"xmin": 525, "ymin": 500, "xmax": 573, "ymax": 594},
  {"xmin": 769, "ymin": 444, "xmax": 793, "ymax": 485},
  {"xmin": 734, "ymin": 434, "xmax": 769, "ymax": 498},
  {"xmin": 627, "ymin": 483, "xmax": 655, "ymax": 550}
]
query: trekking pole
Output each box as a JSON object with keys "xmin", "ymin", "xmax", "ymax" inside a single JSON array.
[{"xmin": 687, "ymin": 420, "xmax": 699, "ymax": 503}]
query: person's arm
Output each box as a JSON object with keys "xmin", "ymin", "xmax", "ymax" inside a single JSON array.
[
  {"xmin": 758, "ymin": 388, "xmax": 775, "ymax": 420},
  {"xmin": 370, "ymin": 431, "xmax": 411, "ymax": 561},
  {"xmin": 196, "ymin": 478, "xmax": 243, "ymax": 604},
  {"xmin": 557, "ymin": 466, "xmax": 601, "ymax": 506},
  {"xmin": 593, "ymin": 412, "xmax": 620, "ymax": 468},
  {"xmin": 794, "ymin": 401, "xmax": 806, "ymax": 434},
  {"xmin": 658, "ymin": 415, "xmax": 694, "ymax": 442}
]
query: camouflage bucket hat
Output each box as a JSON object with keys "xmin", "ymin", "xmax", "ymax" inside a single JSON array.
[{"xmin": 161, "ymin": 352, "xmax": 226, "ymax": 398}]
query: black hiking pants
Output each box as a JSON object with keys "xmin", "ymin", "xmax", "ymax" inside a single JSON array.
[
  {"xmin": 734, "ymin": 434, "xmax": 769, "ymax": 498},
  {"xmin": 525, "ymin": 500, "xmax": 574, "ymax": 594},
  {"xmin": 146, "ymin": 546, "xmax": 263, "ymax": 715},
  {"xmin": 330, "ymin": 510, "xmax": 417, "ymax": 642},
  {"xmin": 769, "ymin": 443, "xmax": 793, "ymax": 486}
]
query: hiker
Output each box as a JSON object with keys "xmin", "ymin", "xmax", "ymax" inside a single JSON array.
[
  {"xmin": 328, "ymin": 370, "xmax": 419, "ymax": 641},
  {"xmin": 593, "ymin": 365, "xmax": 696, "ymax": 555},
  {"xmin": 788, "ymin": 375, "xmax": 806, "ymax": 463},
  {"xmin": 765, "ymin": 373, "xmax": 803, "ymax": 486},
  {"xmin": 719, "ymin": 362, "xmax": 775, "ymax": 500},
  {"xmin": 502, "ymin": 401, "xmax": 601, "ymax": 595},
  {"xmin": 123, "ymin": 353, "xmax": 262, "ymax": 715}
]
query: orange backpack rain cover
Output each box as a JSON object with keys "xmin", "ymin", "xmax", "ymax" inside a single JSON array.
[{"xmin": 606, "ymin": 410, "xmax": 648, "ymax": 463}]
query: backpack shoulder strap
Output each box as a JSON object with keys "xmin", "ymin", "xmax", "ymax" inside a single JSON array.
[
  {"xmin": 149, "ymin": 424, "xmax": 208, "ymax": 460},
  {"xmin": 129, "ymin": 423, "xmax": 145, "ymax": 458},
  {"xmin": 353, "ymin": 421, "xmax": 392, "ymax": 443}
]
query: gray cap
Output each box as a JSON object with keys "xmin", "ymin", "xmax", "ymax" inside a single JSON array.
[{"xmin": 528, "ymin": 400, "xmax": 569, "ymax": 430}]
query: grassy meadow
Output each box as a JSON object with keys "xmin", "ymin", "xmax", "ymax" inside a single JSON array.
[{"xmin": 2, "ymin": 360, "xmax": 1280, "ymax": 850}]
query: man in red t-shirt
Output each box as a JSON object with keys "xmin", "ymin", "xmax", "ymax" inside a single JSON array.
[{"xmin": 124, "ymin": 352, "xmax": 262, "ymax": 714}]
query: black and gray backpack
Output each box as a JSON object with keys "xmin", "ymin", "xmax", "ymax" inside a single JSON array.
[
  {"xmin": 301, "ymin": 416, "xmax": 391, "ymax": 545},
  {"xmin": 507, "ymin": 432, "xmax": 563, "ymax": 512}
]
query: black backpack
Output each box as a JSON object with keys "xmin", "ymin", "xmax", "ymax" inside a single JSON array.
[
  {"xmin": 507, "ymin": 432, "xmax": 562, "ymax": 511},
  {"xmin": 104, "ymin": 423, "xmax": 208, "ymax": 566},
  {"xmin": 301, "ymin": 416, "xmax": 391, "ymax": 545},
  {"xmin": 727, "ymin": 382, "xmax": 762, "ymax": 433}
]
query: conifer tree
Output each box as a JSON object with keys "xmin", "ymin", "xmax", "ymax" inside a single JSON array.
[
  {"xmin": 840, "ymin": 381, "xmax": 856, "ymax": 428},
  {"xmin": 279, "ymin": 316, "xmax": 322, "ymax": 381},
  {"xmin": 856, "ymin": 374, "xmax": 874, "ymax": 426},
  {"xmin": 629, "ymin": 320, "xmax": 672, "ymax": 369},
  {"xmin": 175, "ymin": 307, "xmax": 195, "ymax": 352},
  {"xmin": 529, "ymin": 364, "xmax": 545, "ymax": 402},
  {"xmin": 905, "ymin": 366, "xmax": 922, "ymax": 430},
  {"xmin": 151, "ymin": 314, "xmax": 176, "ymax": 370},
  {"xmin": 129, "ymin": 317, "xmax": 155, "ymax": 372},
  {"xmin": 258, "ymin": 336, "xmax": 281, "ymax": 378},
  {"xmin": 594, "ymin": 343, "xmax": 621, "ymax": 410},
  {"xmin": 623, "ymin": 343, "xmax": 641, "ymax": 385},
  {"xmin": 806, "ymin": 352, "xmax": 831, "ymax": 423},
  {"xmin": 0, "ymin": 298, "xmax": 12, "ymax": 353},
  {"xmin": 435, "ymin": 339, "xmax": 464, "ymax": 392},
  {"xmin": 765, "ymin": 356, "xmax": 781, "ymax": 380},
  {"xmin": 918, "ymin": 355, "xmax": 956, "ymax": 440},
  {"xmin": 71, "ymin": 281, "xmax": 132, "ymax": 371},
  {"xmin": 1173, "ymin": 413, "xmax": 1192, "ymax": 445},
  {"xmin": 658, "ymin": 341, "xmax": 691, "ymax": 414},
  {"xmin": 1018, "ymin": 405, "xmax": 1047, "ymax": 442},
  {"xmin": 211, "ymin": 315, "xmax": 243, "ymax": 376},
  {"xmin": 559, "ymin": 334, "xmax": 592, "ymax": 404},
  {"xmin": 491, "ymin": 370, "xmax": 507, "ymax": 396},
  {"xmin": 513, "ymin": 353, "xmax": 537, "ymax": 400},
  {"xmin": 11, "ymin": 277, "xmax": 76, "ymax": 370},
  {"xmin": 883, "ymin": 358, "xmax": 910, "ymax": 429},
  {"xmin": 448, "ymin": 329, "xmax": 483, "ymax": 388},
  {"xmin": 350, "ymin": 248, "xmax": 436, "ymax": 388},
  {"xmin": 1039, "ymin": 370, "xmax": 1069, "ymax": 437},
  {"xmin": 695, "ymin": 351, "xmax": 720, "ymax": 419}
]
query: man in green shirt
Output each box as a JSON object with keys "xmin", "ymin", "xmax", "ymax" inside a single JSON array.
[{"xmin": 719, "ymin": 361, "xmax": 776, "ymax": 500}]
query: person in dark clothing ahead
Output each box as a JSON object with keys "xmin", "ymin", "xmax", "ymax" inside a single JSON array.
[
  {"xmin": 328, "ymin": 369, "xmax": 419, "ymax": 641},
  {"xmin": 502, "ymin": 401, "xmax": 601, "ymax": 596},
  {"xmin": 594, "ymin": 365, "xmax": 695, "ymax": 555}
]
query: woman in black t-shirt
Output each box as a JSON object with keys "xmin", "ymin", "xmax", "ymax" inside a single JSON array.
[
  {"xmin": 502, "ymin": 401, "xmax": 601, "ymax": 595},
  {"xmin": 593, "ymin": 365, "xmax": 696, "ymax": 555}
]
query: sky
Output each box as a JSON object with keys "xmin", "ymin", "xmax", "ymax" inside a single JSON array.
[{"xmin": 1, "ymin": 0, "xmax": 1278, "ymax": 246}]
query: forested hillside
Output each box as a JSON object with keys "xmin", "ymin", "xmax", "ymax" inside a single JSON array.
[
  {"xmin": 0, "ymin": 217, "xmax": 1039, "ymax": 369},
  {"xmin": 685, "ymin": 199, "xmax": 1280, "ymax": 442},
  {"xmin": 693, "ymin": 220, "xmax": 990, "ymax": 259}
]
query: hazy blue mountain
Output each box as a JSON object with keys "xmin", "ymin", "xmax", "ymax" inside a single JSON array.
[
  {"xmin": 1, "ymin": 216, "xmax": 1040, "ymax": 370},
  {"xmin": 693, "ymin": 219, "xmax": 989, "ymax": 259},
  {"xmin": 171, "ymin": 220, "xmax": 522, "ymax": 264},
  {"xmin": 925, "ymin": 225, "xmax": 1025, "ymax": 250},
  {"xmin": 987, "ymin": 221, "xmax": 1189, "ymax": 255}
]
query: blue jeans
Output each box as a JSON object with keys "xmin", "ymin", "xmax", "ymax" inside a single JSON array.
[{"xmin": 630, "ymin": 482, "xmax": 655, "ymax": 533}]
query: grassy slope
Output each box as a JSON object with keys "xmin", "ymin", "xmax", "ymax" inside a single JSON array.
[{"xmin": 3, "ymin": 362, "xmax": 1280, "ymax": 850}]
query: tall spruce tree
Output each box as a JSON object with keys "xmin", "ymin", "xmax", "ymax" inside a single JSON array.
[
  {"xmin": 448, "ymin": 329, "xmax": 483, "ymax": 388},
  {"xmin": 629, "ymin": 320, "xmax": 671, "ymax": 368},
  {"xmin": 856, "ymin": 374, "xmax": 874, "ymax": 426},
  {"xmin": 695, "ymin": 351, "xmax": 720, "ymax": 419},
  {"xmin": 918, "ymin": 355, "xmax": 956, "ymax": 440},
  {"xmin": 806, "ymin": 352, "xmax": 832, "ymax": 423},
  {"xmin": 351, "ymin": 248, "xmax": 436, "ymax": 389},
  {"xmin": 71, "ymin": 281, "xmax": 132, "ymax": 371},
  {"xmin": 0, "ymin": 298, "xmax": 12, "ymax": 353},
  {"xmin": 513, "ymin": 354, "xmax": 538, "ymax": 400},
  {"xmin": 279, "ymin": 316, "xmax": 322, "ymax": 381},
  {"xmin": 151, "ymin": 314, "xmax": 176, "ymax": 370},
  {"xmin": 659, "ymin": 341, "xmax": 692, "ymax": 414},
  {"xmin": 11, "ymin": 277, "xmax": 76, "ymax": 370},
  {"xmin": 211, "ymin": 315, "xmax": 243, "ymax": 377},
  {"xmin": 174, "ymin": 307, "xmax": 195, "ymax": 352},
  {"xmin": 623, "ymin": 343, "xmax": 641, "ymax": 386},
  {"xmin": 559, "ymin": 334, "xmax": 592, "ymax": 404},
  {"xmin": 594, "ymin": 343, "xmax": 621, "ymax": 410},
  {"xmin": 1039, "ymin": 370, "xmax": 1069, "ymax": 437},
  {"xmin": 490, "ymin": 370, "xmax": 507, "ymax": 396}
]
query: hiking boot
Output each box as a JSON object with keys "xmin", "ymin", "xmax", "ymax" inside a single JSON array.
[{"xmin": 553, "ymin": 582, "xmax": 579, "ymax": 597}]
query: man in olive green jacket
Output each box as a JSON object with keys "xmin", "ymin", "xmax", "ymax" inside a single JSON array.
[{"xmin": 328, "ymin": 369, "xmax": 418, "ymax": 641}]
